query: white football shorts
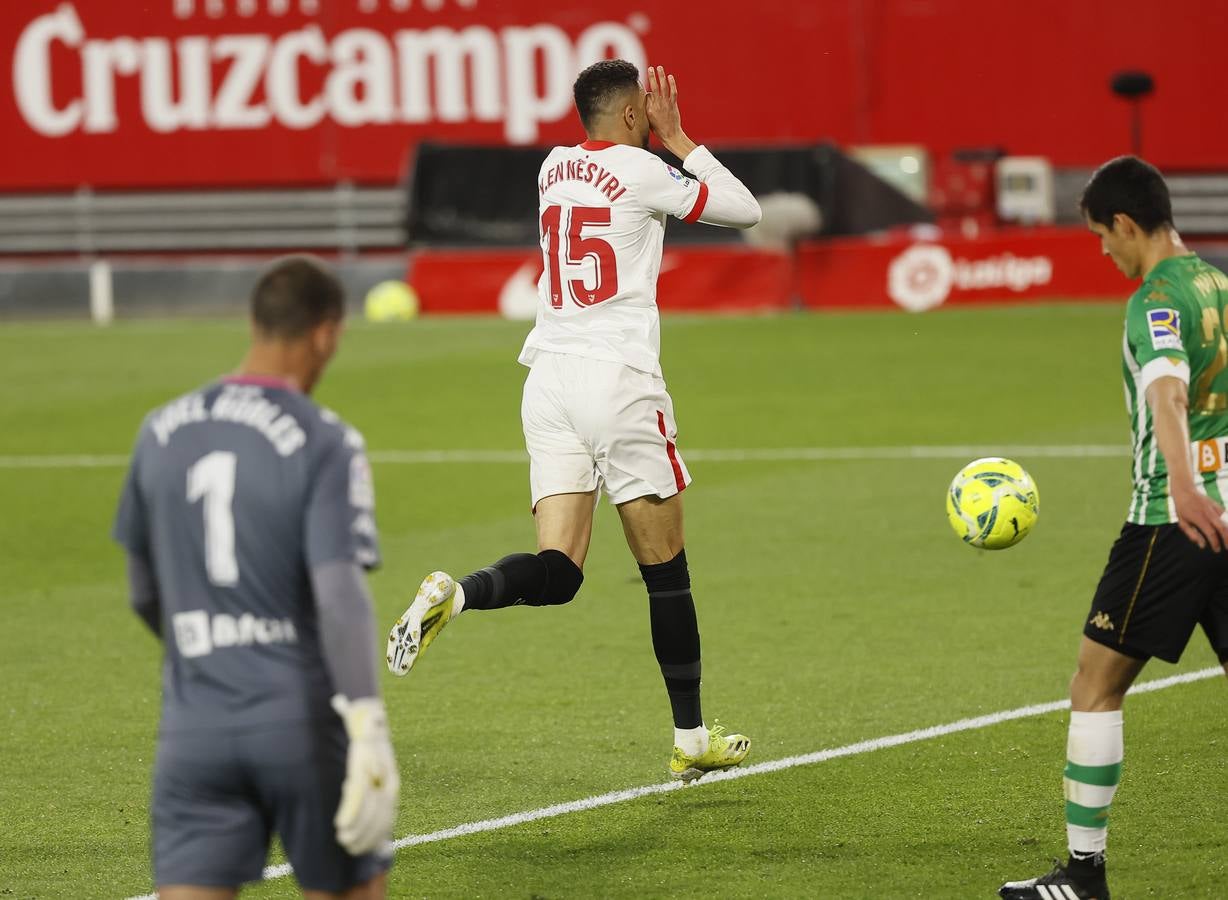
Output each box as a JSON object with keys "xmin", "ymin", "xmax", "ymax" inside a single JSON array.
[{"xmin": 522, "ymin": 352, "xmax": 692, "ymax": 509}]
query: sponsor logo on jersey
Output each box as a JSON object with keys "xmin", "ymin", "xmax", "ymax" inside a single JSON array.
[
  {"xmin": 664, "ymin": 163, "xmax": 693, "ymax": 188},
  {"xmin": 1194, "ymin": 438, "xmax": 1228, "ymax": 473},
  {"xmin": 1147, "ymin": 308, "xmax": 1182, "ymax": 351},
  {"xmin": 173, "ymin": 610, "xmax": 299, "ymax": 658}
]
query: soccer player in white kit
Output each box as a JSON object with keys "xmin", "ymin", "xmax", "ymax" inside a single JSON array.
[{"xmin": 388, "ymin": 61, "xmax": 762, "ymax": 780}]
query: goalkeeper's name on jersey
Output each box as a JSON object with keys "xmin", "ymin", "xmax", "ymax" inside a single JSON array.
[{"xmin": 539, "ymin": 158, "xmax": 629, "ymax": 202}]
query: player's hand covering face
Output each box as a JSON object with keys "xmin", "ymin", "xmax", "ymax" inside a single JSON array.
[
  {"xmin": 331, "ymin": 694, "xmax": 400, "ymax": 855},
  {"xmin": 645, "ymin": 66, "xmax": 685, "ymax": 144}
]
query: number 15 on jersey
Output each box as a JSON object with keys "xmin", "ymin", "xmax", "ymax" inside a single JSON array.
[{"xmin": 540, "ymin": 204, "xmax": 620, "ymax": 308}]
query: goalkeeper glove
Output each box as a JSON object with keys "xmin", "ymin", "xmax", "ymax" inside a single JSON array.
[{"xmin": 331, "ymin": 694, "xmax": 400, "ymax": 855}]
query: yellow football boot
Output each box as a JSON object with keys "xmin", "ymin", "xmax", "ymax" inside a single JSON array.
[
  {"xmin": 669, "ymin": 723, "xmax": 751, "ymax": 782},
  {"xmin": 386, "ymin": 571, "xmax": 460, "ymax": 676}
]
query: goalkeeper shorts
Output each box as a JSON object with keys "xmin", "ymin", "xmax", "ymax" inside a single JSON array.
[{"xmin": 150, "ymin": 718, "xmax": 392, "ymax": 891}]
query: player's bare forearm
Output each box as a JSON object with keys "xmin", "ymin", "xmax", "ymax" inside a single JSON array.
[
  {"xmin": 1147, "ymin": 375, "xmax": 1228, "ymax": 549},
  {"xmin": 1148, "ymin": 377, "xmax": 1195, "ymax": 493},
  {"xmin": 660, "ymin": 132, "xmax": 698, "ymax": 162}
]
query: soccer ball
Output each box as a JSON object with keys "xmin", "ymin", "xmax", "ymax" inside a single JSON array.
[
  {"xmin": 364, "ymin": 280, "xmax": 419, "ymax": 322},
  {"xmin": 946, "ymin": 457, "xmax": 1039, "ymax": 550}
]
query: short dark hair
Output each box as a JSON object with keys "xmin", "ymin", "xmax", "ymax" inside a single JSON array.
[
  {"xmin": 1079, "ymin": 156, "xmax": 1173, "ymax": 234},
  {"xmin": 250, "ymin": 255, "xmax": 345, "ymax": 339},
  {"xmin": 573, "ymin": 59, "xmax": 640, "ymax": 131}
]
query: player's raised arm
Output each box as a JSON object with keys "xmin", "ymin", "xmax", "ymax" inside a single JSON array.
[{"xmin": 645, "ymin": 65, "xmax": 761, "ymax": 229}]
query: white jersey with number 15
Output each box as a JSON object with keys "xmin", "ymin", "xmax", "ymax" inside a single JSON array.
[{"xmin": 518, "ymin": 140, "xmax": 761, "ymax": 377}]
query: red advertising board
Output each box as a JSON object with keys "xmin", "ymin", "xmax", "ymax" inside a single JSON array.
[
  {"xmin": 2, "ymin": 0, "xmax": 1226, "ymax": 191},
  {"xmin": 796, "ymin": 228, "xmax": 1126, "ymax": 312},
  {"xmin": 405, "ymin": 228, "xmax": 1124, "ymax": 316},
  {"xmin": 408, "ymin": 245, "xmax": 793, "ymax": 316}
]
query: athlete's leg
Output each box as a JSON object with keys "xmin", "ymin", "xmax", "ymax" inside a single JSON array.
[
  {"xmin": 158, "ymin": 889, "xmax": 237, "ymax": 900},
  {"xmin": 302, "ymin": 871, "xmax": 386, "ymax": 900},
  {"xmin": 1070, "ymin": 636, "xmax": 1147, "ymax": 712},
  {"xmin": 535, "ymin": 490, "xmax": 599, "ymax": 567},
  {"xmin": 449, "ymin": 490, "xmax": 595, "ymax": 612},
  {"xmin": 617, "ymin": 492, "xmax": 684, "ymax": 565},
  {"xmin": 386, "ymin": 493, "xmax": 592, "ymax": 675},
  {"xmin": 1046, "ymin": 638, "xmax": 1143, "ymax": 897},
  {"xmin": 617, "ymin": 492, "xmax": 748, "ymax": 780},
  {"xmin": 618, "ymin": 495, "xmax": 695, "ymax": 735}
]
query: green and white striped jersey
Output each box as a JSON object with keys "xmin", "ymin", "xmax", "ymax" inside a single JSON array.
[{"xmin": 1122, "ymin": 254, "xmax": 1228, "ymax": 524}]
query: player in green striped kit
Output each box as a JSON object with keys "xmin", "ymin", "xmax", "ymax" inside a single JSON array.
[
  {"xmin": 1123, "ymin": 253, "xmax": 1228, "ymax": 523},
  {"xmin": 1001, "ymin": 157, "xmax": 1228, "ymax": 900}
]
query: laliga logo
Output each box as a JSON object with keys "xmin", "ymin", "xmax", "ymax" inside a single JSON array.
[
  {"xmin": 887, "ymin": 244, "xmax": 1053, "ymax": 312},
  {"xmin": 887, "ymin": 245, "xmax": 953, "ymax": 312}
]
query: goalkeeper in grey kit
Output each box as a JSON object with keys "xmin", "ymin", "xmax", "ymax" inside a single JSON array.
[{"xmin": 113, "ymin": 257, "xmax": 398, "ymax": 899}]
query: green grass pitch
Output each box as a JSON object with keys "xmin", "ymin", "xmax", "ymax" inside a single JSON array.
[{"xmin": 1, "ymin": 305, "xmax": 1225, "ymax": 898}]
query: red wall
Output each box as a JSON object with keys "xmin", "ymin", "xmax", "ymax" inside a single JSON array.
[{"xmin": 2, "ymin": 0, "xmax": 1225, "ymax": 191}]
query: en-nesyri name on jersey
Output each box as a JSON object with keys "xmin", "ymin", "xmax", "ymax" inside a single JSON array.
[{"xmin": 520, "ymin": 141, "xmax": 709, "ymax": 376}]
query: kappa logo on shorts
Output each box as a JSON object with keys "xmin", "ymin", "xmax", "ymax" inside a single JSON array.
[
  {"xmin": 1147, "ymin": 308, "xmax": 1182, "ymax": 351},
  {"xmin": 1089, "ymin": 610, "xmax": 1114, "ymax": 631}
]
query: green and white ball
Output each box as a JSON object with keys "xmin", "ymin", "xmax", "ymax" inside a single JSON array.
[{"xmin": 946, "ymin": 457, "xmax": 1039, "ymax": 550}]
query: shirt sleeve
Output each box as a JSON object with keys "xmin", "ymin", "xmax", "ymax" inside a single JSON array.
[
  {"xmin": 677, "ymin": 146, "xmax": 762, "ymax": 229},
  {"xmin": 1126, "ymin": 284, "xmax": 1192, "ymax": 395},
  {"xmin": 305, "ymin": 428, "xmax": 381, "ymax": 571},
  {"xmin": 112, "ymin": 426, "xmax": 150, "ymax": 557},
  {"xmin": 639, "ymin": 154, "xmax": 710, "ymax": 221},
  {"xmin": 312, "ymin": 560, "xmax": 380, "ymax": 701},
  {"xmin": 126, "ymin": 551, "xmax": 162, "ymax": 637}
]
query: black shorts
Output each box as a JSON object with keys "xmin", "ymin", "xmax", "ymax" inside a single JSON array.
[
  {"xmin": 1086, "ymin": 522, "xmax": 1228, "ymax": 664},
  {"xmin": 151, "ymin": 719, "xmax": 391, "ymax": 892}
]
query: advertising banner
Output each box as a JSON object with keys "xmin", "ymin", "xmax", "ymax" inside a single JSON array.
[
  {"xmin": 407, "ymin": 245, "xmax": 793, "ymax": 315},
  {"xmin": 2, "ymin": 0, "xmax": 1223, "ymax": 191},
  {"xmin": 797, "ymin": 228, "xmax": 1126, "ymax": 311}
]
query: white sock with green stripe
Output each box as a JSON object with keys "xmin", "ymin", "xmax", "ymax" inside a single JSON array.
[{"xmin": 1064, "ymin": 709, "xmax": 1123, "ymax": 858}]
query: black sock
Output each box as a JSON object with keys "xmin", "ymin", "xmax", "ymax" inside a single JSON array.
[
  {"xmin": 1066, "ymin": 852, "xmax": 1106, "ymax": 882},
  {"xmin": 459, "ymin": 550, "xmax": 583, "ymax": 610},
  {"xmin": 639, "ymin": 549, "xmax": 702, "ymax": 729}
]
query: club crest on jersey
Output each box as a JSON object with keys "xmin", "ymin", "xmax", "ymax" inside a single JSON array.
[
  {"xmin": 664, "ymin": 163, "xmax": 692, "ymax": 187},
  {"xmin": 1147, "ymin": 308, "xmax": 1182, "ymax": 351}
]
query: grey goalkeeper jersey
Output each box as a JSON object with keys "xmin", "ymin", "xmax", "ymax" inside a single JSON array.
[{"xmin": 113, "ymin": 376, "xmax": 380, "ymax": 734}]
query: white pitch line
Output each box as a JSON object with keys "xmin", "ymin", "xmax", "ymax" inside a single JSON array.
[
  {"xmin": 0, "ymin": 454, "xmax": 130, "ymax": 468},
  {"xmin": 1, "ymin": 444, "xmax": 1129, "ymax": 471},
  {"xmin": 125, "ymin": 664, "xmax": 1221, "ymax": 899}
]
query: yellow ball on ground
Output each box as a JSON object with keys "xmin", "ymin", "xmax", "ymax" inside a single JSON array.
[{"xmin": 364, "ymin": 280, "xmax": 419, "ymax": 322}]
